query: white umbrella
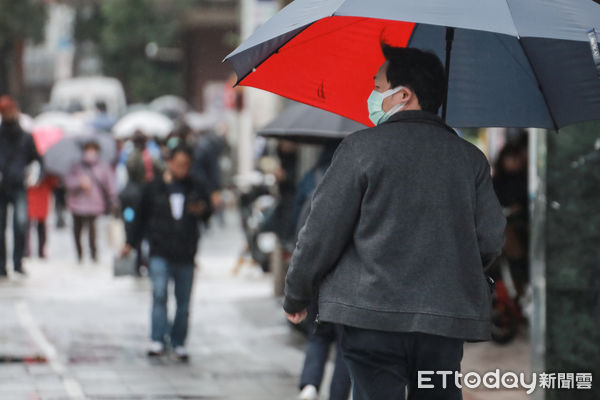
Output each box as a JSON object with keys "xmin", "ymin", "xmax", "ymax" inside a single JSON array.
[
  {"xmin": 150, "ymin": 95, "xmax": 189, "ymax": 119},
  {"xmin": 34, "ymin": 111, "xmax": 88, "ymax": 136},
  {"xmin": 113, "ymin": 110, "xmax": 174, "ymax": 139}
]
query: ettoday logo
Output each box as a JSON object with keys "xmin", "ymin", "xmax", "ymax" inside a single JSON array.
[{"xmin": 418, "ymin": 370, "xmax": 593, "ymax": 394}]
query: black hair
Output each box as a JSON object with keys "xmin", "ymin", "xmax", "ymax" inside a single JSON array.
[
  {"xmin": 381, "ymin": 43, "xmax": 445, "ymax": 113},
  {"xmin": 82, "ymin": 140, "xmax": 100, "ymax": 151},
  {"xmin": 95, "ymin": 101, "xmax": 107, "ymax": 112},
  {"xmin": 168, "ymin": 143, "xmax": 193, "ymax": 161},
  {"xmin": 493, "ymin": 142, "xmax": 524, "ymax": 181}
]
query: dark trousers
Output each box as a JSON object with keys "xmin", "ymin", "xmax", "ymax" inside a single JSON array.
[
  {"xmin": 0, "ymin": 189, "xmax": 28, "ymax": 274},
  {"xmin": 338, "ymin": 326, "xmax": 464, "ymax": 400},
  {"xmin": 72, "ymin": 214, "xmax": 97, "ymax": 261},
  {"xmin": 27, "ymin": 219, "xmax": 47, "ymax": 258},
  {"xmin": 300, "ymin": 323, "xmax": 351, "ymax": 400}
]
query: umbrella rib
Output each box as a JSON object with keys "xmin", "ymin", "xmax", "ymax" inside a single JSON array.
[
  {"xmin": 492, "ymin": 35, "xmax": 537, "ymax": 83},
  {"xmin": 517, "ymin": 44, "xmax": 560, "ymax": 131},
  {"xmin": 501, "ymin": 0, "xmax": 521, "ymax": 40}
]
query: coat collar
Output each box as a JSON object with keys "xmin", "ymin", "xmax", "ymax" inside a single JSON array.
[{"xmin": 381, "ymin": 110, "xmax": 457, "ymax": 136}]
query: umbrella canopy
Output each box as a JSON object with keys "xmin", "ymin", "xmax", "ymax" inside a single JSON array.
[
  {"xmin": 43, "ymin": 134, "xmax": 117, "ymax": 177},
  {"xmin": 34, "ymin": 111, "xmax": 88, "ymax": 136},
  {"xmin": 225, "ymin": 0, "xmax": 600, "ymax": 129},
  {"xmin": 32, "ymin": 127, "xmax": 64, "ymax": 155},
  {"xmin": 258, "ymin": 101, "xmax": 367, "ymax": 143},
  {"xmin": 113, "ymin": 110, "xmax": 174, "ymax": 139},
  {"xmin": 150, "ymin": 95, "xmax": 189, "ymax": 119}
]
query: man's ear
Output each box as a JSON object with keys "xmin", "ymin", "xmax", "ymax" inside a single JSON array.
[
  {"xmin": 400, "ymin": 87, "xmax": 413, "ymax": 101},
  {"xmin": 392, "ymin": 87, "xmax": 412, "ymax": 104}
]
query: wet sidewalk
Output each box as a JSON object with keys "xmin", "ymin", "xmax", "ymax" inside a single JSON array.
[
  {"xmin": 0, "ymin": 210, "xmax": 531, "ymax": 400},
  {"xmin": 0, "ymin": 211, "xmax": 307, "ymax": 400}
]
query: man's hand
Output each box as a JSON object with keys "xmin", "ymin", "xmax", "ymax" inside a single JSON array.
[
  {"xmin": 121, "ymin": 244, "xmax": 132, "ymax": 258},
  {"xmin": 285, "ymin": 309, "xmax": 308, "ymax": 324},
  {"xmin": 187, "ymin": 200, "xmax": 206, "ymax": 216}
]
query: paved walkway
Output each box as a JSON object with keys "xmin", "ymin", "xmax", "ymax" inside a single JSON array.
[{"xmin": 0, "ymin": 210, "xmax": 531, "ymax": 399}]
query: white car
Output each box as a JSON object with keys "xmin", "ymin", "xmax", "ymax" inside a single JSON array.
[{"xmin": 49, "ymin": 76, "xmax": 127, "ymax": 117}]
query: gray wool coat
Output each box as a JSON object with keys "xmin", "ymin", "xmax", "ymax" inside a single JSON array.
[{"xmin": 283, "ymin": 110, "xmax": 506, "ymax": 341}]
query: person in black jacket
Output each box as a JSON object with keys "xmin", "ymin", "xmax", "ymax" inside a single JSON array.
[
  {"xmin": 283, "ymin": 45, "xmax": 505, "ymax": 399},
  {"xmin": 122, "ymin": 145, "xmax": 211, "ymax": 360},
  {"xmin": 0, "ymin": 96, "xmax": 41, "ymax": 278}
]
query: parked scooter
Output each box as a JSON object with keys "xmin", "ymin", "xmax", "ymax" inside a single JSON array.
[{"xmin": 233, "ymin": 171, "xmax": 278, "ymax": 273}]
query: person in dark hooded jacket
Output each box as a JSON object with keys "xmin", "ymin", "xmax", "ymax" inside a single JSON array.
[
  {"xmin": 0, "ymin": 96, "xmax": 41, "ymax": 277},
  {"xmin": 122, "ymin": 144, "xmax": 212, "ymax": 361}
]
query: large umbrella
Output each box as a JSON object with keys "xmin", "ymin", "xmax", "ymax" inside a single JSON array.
[
  {"xmin": 224, "ymin": 0, "xmax": 600, "ymax": 130},
  {"xmin": 34, "ymin": 111, "xmax": 88, "ymax": 136},
  {"xmin": 113, "ymin": 110, "xmax": 174, "ymax": 139},
  {"xmin": 258, "ymin": 101, "xmax": 367, "ymax": 144},
  {"xmin": 43, "ymin": 135, "xmax": 116, "ymax": 177},
  {"xmin": 32, "ymin": 127, "xmax": 64, "ymax": 155},
  {"xmin": 150, "ymin": 95, "xmax": 189, "ymax": 120}
]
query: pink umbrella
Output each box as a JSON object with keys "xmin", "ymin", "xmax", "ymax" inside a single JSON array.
[{"xmin": 32, "ymin": 126, "xmax": 64, "ymax": 155}]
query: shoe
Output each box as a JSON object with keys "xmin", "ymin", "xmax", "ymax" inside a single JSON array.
[
  {"xmin": 13, "ymin": 268, "xmax": 27, "ymax": 276},
  {"xmin": 172, "ymin": 346, "xmax": 189, "ymax": 362},
  {"xmin": 298, "ymin": 385, "xmax": 318, "ymax": 400},
  {"xmin": 147, "ymin": 341, "xmax": 165, "ymax": 357}
]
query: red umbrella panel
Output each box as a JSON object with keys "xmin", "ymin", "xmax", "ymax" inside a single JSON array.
[
  {"xmin": 240, "ymin": 17, "xmax": 415, "ymax": 127},
  {"xmin": 32, "ymin": 126, "xmax": 64, "ymax": 155}
]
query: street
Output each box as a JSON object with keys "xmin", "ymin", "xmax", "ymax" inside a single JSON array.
[{"xmin": 0, "ymin": 209, "xmax": 530, "ymax": 400}]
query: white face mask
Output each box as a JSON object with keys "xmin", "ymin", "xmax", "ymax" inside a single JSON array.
[{"xmin": 367, "ymin": 86, "xmax": 407, "ymax": 125}]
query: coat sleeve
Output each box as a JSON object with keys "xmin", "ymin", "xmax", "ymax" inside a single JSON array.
[
  {"xmin": 64, "ymin": 165, "xmax": 82, "ymax": 191},
  {"xmin": 103, "ymin": 165, "xmax": 119, "ymax": 209},
  {"xmin": 474, "ymin": 154, "xmax": 506, "ymax": 267},
  {"xmin": 283, "ymin": 138, "xmax": 365, "ymax": 314}
]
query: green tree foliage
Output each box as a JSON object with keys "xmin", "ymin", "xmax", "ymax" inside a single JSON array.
[
  {"xmin": 0, "ymin": 0, "xmax": 46, "ymax": 94},
  {"xmin": 96, "ymin": 0, "xmax": 192, "ymax": 103}
]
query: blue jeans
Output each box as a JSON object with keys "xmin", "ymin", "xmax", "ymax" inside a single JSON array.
[
  {"xmin": 300, "ymin": 323, "xmax": 351, "ymax": 400},
  {"xmin": 0, "ymin": 189, "xmax": 28, "ymax": 274},
  {"xmin": 149, "ymin": 256, "xmax": 195, "ymax": 347}
]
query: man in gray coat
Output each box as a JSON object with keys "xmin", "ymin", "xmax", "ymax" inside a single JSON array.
[{"xmin": 283, "ymin": 45, "xmax": 506, "ymax": 399}]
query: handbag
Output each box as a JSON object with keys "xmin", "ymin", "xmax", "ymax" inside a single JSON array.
[{"xmin": 113, "ymin": 250, "xmax": 137, "ymax": 277}]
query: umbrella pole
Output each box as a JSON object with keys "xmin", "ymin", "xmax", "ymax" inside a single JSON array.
[{"xmin": 442, "ymin": 27, "xmax": 455, "ymax": 122}]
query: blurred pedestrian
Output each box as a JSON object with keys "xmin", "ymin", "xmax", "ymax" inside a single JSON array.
[
  {"xmin": 191, "ymin": 128, "xmax": 224, "ymax": 215},
  {"xmin": 493, "ymin": 141, "xmax": 529, "ymax": 283},
  {"xmin": 122, "ymin": 145, "xmax": 212, "ymax": 361},
  {"xmin": 26, "ymin": 175, "xmax": 58, "ymax": 259},
  {"xmin": 0, "ymin": 96, "xmax": 41, "ymax": 277},
  {"xmin": 65, "ymin": 140, "xmax": 118, "ymax": 263},
  {"xmin": 120, "ymin": 131, "xmax": 161, "ymax": 275},
  {"xmin": 284, "ymin": 45, "xmax": 506, "ymax": 400},
  {"xmin": 293, "ymin": 141, "xmax": 351, "ymax": 400},
  {"xmin": 89, "ymin": 101, "xmax": 116, "ymax": 133},
  {"xmin": 261, "ymin": 140, "xmax": 298, "ymax": 251}
]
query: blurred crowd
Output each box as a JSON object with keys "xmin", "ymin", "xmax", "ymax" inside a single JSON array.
[{"xmin": 0, "ymin": 94, "xmax": 231, "ymax": 277}]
